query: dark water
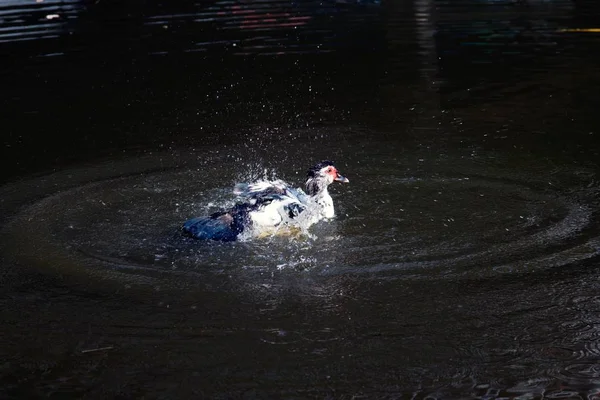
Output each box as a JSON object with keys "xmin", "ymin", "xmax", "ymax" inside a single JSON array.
[{"xmin": 2, "ymin": 0, "xmax": 600, "ymax": 398}]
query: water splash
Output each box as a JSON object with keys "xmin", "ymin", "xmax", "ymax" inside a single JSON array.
[{"xmin": 1, "ymin": 129, "xmax": 599, "ymax": 292}]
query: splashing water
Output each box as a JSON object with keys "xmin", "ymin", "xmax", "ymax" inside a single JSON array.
[
  {"xmin": 233, "ymin": 177, "xmax": 323, "ymax": 242},
  {"xmin": 1, "ymin": 127, "xmax": 599, "ymax": 291}
]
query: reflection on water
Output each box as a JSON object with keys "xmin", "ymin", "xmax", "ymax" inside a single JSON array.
[
  {"xmin": 0, "ymin": 0, "xmax": 81, "ymax": 44},
  {"xmin": 415, "ymin": 0, "xmax": 437, "ymax": 82},
  {"xmin": 2, "ymin": 0, "xmax": 600, "ymax": 398},
  {"xmin": 2, "ymin": 0, "xmax": 581, "ymax": 58},
  {"xmin": 1, "ymin": 0, "xmax": 382, "ymax": 56}
]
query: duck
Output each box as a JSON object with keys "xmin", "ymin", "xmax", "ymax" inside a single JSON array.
[{"xmin": 182, "ymin": 160, "xmax": 349, "ymax": 241}]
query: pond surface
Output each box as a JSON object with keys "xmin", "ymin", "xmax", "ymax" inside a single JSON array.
[{"xmin": 2, "ymin": 0, "xmax": 600, "ymax": 398}]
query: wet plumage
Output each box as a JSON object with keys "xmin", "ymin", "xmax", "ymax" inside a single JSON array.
[{"xmin": 183, "ymin": 161, "xmax": 349, "ymax": 241}]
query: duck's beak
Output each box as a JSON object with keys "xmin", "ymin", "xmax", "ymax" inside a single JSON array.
[{"xmin": 335, "ymin": 173, "xmax": 349, "ymax": 183}]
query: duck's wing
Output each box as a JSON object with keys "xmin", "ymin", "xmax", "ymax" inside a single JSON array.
[
  {"xmin": 234, "ymin": 180, "xmax": 291, "ymax": 204},
  {"xmin": 285, "ymin": 186, "xmax": 310, "ymax": 205},
  {"xmin": 234, "ymin": 180, "xmax": 308, "ymax": 219}
]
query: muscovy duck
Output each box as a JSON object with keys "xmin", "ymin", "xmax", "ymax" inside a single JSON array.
[{"xmin": 182, "ymin": 160, "xmax": 349, "ymax": 241}]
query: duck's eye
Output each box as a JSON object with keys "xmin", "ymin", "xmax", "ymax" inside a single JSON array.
[{"xmin": 326, "ymin": 167, "xmax": 333, "ymax": 173}]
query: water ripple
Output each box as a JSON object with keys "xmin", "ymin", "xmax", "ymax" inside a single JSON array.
[
  {"xmin": 549, "ymin": 362, "xmax": 600, "ymax": 387},
  {"xmin": 1, "ymin": 129, "xmax": 598, "ymax": 290}
]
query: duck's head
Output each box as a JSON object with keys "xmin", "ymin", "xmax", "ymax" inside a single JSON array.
[{"xmin": 305, "ymin": 160, "xmax": 349, "ymax": 195}]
